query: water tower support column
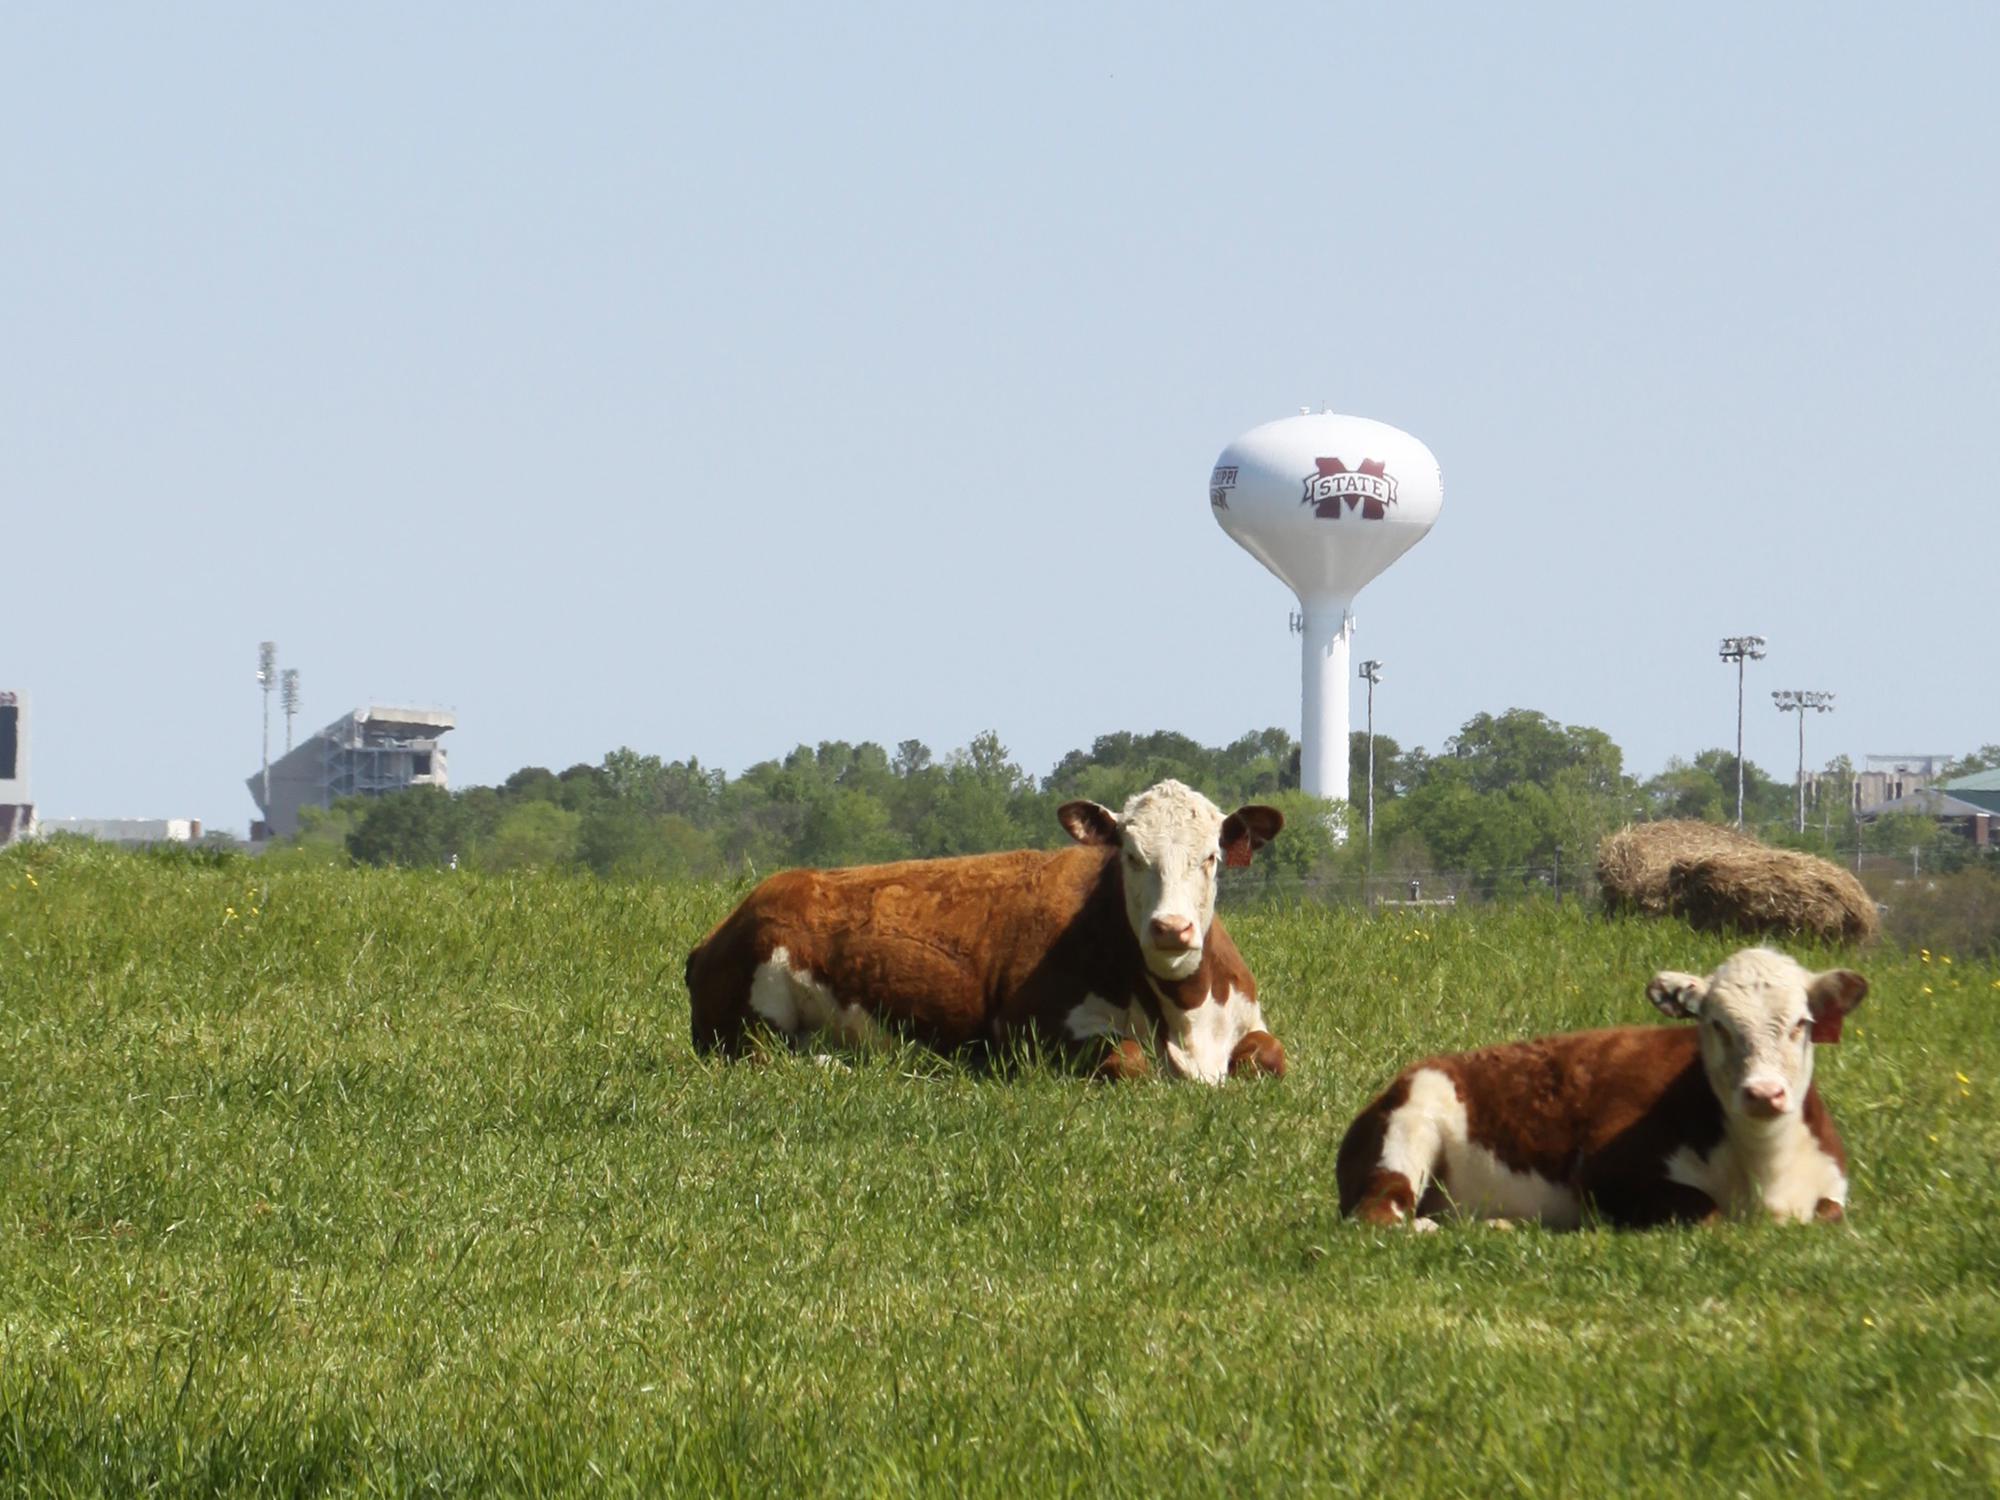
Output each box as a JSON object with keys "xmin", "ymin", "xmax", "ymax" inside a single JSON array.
[{"xmin": 1299, "ymin": 604, "xmax": 1353, "ymax": 804}]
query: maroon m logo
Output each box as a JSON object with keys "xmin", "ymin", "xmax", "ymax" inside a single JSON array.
[{"xmin": 1302, "ymin": 457, "xmax": 1396, "ymax": 519}]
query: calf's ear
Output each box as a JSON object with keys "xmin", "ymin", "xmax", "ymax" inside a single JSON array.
[
  {"xmin": 1220, "ymin": 805, "xmax": 1284, "ymax": 868},
  {"xmin": 1647, "ymin": 971, "xmax": 1708, "ymax": 1020},
  {"xmin": 1058, "ymin": 800, "xmax": 1120, "ymax": 847},
  {"xmin": 1806, "ymin": 969, "xmax": 1868, "ymax": 1044}
]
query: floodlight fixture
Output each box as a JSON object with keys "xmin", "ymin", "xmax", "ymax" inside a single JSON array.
[
  {"xmin": 281, "ymin": 668, "xmax": 301, "ymax": 752},
  {"xmin": 257, "ymin": 641, "xmax": 278, "ymax": 826},
  {"xmin": 1358, "ymin": 659, "xmax": 1384, "ymax": 859},
  {"xmin": 1718, "ymin": 634, "xmax": 1767, "ymax": 826},
  {"xmin": 1773, "ymin": 690, "xmax": 1835, "ymax": 834}
]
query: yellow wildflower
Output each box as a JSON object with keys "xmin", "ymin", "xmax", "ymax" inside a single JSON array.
[{"xmin": 1957, "ymin": 1072, "xmax": 1972, "ymax": 1084}]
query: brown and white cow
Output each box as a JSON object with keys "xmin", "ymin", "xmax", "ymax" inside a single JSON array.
[
  {"xmin": 1336, "ymin": 948, "xmax": 1868, "ymax": 1229},
  {"xmin": 684, "ymin": 780, "xmax": 1285, "ymax": 1081}
]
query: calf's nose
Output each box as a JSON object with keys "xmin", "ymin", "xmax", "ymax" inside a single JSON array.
[
  {"xmin": 1149, "ymin": 915, "xmax": 1197, "ymax": 950},
  {"xmin": 1741, "ymin": 1080, "xmax": 1789, "ymax": 1118}
]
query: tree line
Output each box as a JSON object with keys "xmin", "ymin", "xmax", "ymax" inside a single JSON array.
[{"xmin": 277, "ymin": 712, "xmax": 2000, "ymax": 898}]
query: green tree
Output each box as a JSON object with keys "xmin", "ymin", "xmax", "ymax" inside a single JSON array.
[
  {"xmin": 346, "ymin": 786, "xmax": 469, "ymax": 869},
  {"xmin": 1349, "ymin": 731, "xmax": 1415, "ymax": 809},
  {"xmin": 479, "ymin": 800, "xmax": 583, "ymax": 872},
  {"xmin": 1441, "ymin": 709, "xmax": 1625, "ymax": 796},
  {"xmin": 1391, "ymin": 709, "xmax": 1634, "ymax": 895},
  {"xmin": 915, "ymin": 731, "xmax": 1031, "ymax": 856},
  {"xmin": 1865, "ymin": 809, "xmax": 1960, "ymax": 872},
  {"xmin": 580, "ymin": 811, "xmax": 720, "ymax": 880},
  {"xmin": 1943, "ymin": 745, "xmax": 2000, "ymax": 779},
  {"xmin": 1229, "ymin": 792, "xmax": 1345, "ymax": 898},
  {"xmin": 798, "ymin": 787, "xmax": 910, "ymax": 867},
  {"xmin": 262, "ymin": 801, "xmax": 359, "ymax": 869},
  {"xmin": 1686, "ymin": 748, "xmax": 1789, "ymax": 828},
  {"xmin": 1400, "ymin": 764, "xmax": 1552, "ymax": 894},
  {"xmin": 1548, "ymin": 763, "xmax": 1638, "ymax": 899},
  {"xmin": 1643, "ymin": 758, "xmax": 1728, "ymax": 823},
  {"xmin": 501, "ymin": 766, "xmax": 562, "ymax": 802}
]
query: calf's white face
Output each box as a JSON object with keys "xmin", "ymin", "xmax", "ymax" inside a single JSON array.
[
  {"xmin": 1058, "ymin": 780, "xmax": 1282, "ymax": 981},
  {"xmin": 1648, "ymin": 947, "xmax": 1867, "ymax": 1123}
]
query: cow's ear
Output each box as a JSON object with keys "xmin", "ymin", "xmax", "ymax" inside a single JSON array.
[
  {"xmin": 1807, "ymin": 969, "xmax": 1868, "ymax": 1045},
  {"xmin": 1647, "ymin": 971, "xmax": 1708, "ymax": 1020},
  {"xmin": 1058, "ymin": 800, "xmax": 1120, "ymax": 847},
  {"xmin": 1220, "ymin": 805, "xmax": 1284, "ymax": 868}
]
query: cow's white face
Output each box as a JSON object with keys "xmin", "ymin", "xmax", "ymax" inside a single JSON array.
[
  {"xmin": 1058, "ymin": 780, "xmax": 1282, "ymax": 981},
  {"xmin": 1648, "ymin": 948, "xmax": 1867, "ymax": 1124}
]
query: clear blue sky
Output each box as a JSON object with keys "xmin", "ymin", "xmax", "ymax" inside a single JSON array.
[{"xmin": 5, "ymin": 5, "xmax": 1993, "ymax": 829}]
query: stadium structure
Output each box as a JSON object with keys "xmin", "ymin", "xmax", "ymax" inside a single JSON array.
[
  {"xmin": 249, "ymin": 705, "xmax": 455, "ymax": 840},
  {"xmin": 0, "ymin": 689, "xmax": 31, "ymax": 847}
]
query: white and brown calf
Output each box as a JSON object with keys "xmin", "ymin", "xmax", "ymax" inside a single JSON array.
[
  {"xmin": 684, "ymin": 780, "xmax": 1286, "ymax": 1082},
  {"xmin": 1337, "ymin": 948, "xmax": 1868, "ymax": 1229}
]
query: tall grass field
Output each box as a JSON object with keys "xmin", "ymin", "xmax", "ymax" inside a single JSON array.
[{"xmin": 2, "ymin": 839, "xmax": 1995, "ymax": 1496}]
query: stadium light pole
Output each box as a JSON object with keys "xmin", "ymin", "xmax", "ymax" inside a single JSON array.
[
  {"xmin": 1772, "ymin": 690, "xmax": 1835, "ymax": 834},
  {"xmin": 281, "ymin": 668, "xmax": 301, "ymax": 753},
  {"xmin": 257, "ymin": 642, "xmax": 277, "ymax": 822},
  {"xmin": 1718, "ymin": 635, "xmax": 1766, "ymax": 826},
  {"xmin": 1359, "ymin": 659, "xmax": 1384, "ymax": 857}
]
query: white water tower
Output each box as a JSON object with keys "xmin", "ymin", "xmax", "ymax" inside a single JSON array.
[{"xmin": 1211, "ymin": 412, "xmax": 1442, "ymax": 804}]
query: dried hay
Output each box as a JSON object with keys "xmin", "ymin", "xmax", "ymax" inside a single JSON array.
[{"xmin": 1596, "ymin": 820, "xmax": 1879, "ymax": 944}]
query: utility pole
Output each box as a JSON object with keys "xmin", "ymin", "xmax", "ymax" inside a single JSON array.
[
  {"xmin": 1772, "ymin": 690, "xmax": 1834, "ymax": 835},
  {"xmin": 257, "ymin": 641, "xmax": 277, "ymax": 822},
  {"xmin": 1358, "ymin": 658, "xmax": 1384, "ymax": 904},
  {"xmin": 1718, "ymin": 635, "xmax": 1766, "ymax": 826},
  {"xmin": 1359, "ymin": 659, "xmax": 1384, "ymax": 858}
]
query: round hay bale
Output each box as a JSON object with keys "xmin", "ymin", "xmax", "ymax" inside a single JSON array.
[
  {"xmin": 1595, "ymin": 820, "xmax": 1762, "ymax": 917},
  {"xmin": 1597, "ymin": 821, "xmax": 1879, "ymax": 944},
  {"xmin": 1670, "ymin": 849, "xmax": 1880, "ymax": 944}
]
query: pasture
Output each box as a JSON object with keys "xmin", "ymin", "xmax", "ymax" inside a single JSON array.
[{"xmin": 1, "ymin": 840, "xmax": 1995, "ymax": 1496}]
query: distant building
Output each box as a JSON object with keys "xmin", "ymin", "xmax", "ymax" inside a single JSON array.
[
  {"xmin": 38, "ymin": 818, "xmax": 202, "ymax": 847},
  {"xmin": 0, "ymin": 689, "xmax": 32, "ymax": 847},
  {"xmin": 1806, "ymin": 754, "xmax": 1948, "ymax": 815},
  {"xmin": 249, "ymin": 705, "xmax": 455, "ymax": 840},
  {"xmin": 1854, "ymin": 754, "xmax": 1948, "ymax": 813},
  {"xmin": 1861, "ymin": 769, "xmax": 2000, "ymax": 851}
]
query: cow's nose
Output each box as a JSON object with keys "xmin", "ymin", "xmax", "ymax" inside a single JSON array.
[
  {"xmin": 1741, "ymin": 1081, "xmax": 1789, "ymax": 1118},
  {"xmin": 1149, "ymin": 915, "xmax": 1196, "ymax": 950}
]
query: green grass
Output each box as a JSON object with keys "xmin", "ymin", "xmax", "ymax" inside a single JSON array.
[{"xmin": 2, "ymin": 839, "xmax": 1996, "ymax": 1496}]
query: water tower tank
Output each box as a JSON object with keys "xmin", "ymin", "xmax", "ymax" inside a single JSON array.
[{"xmin": 1210, "ymin": 412, "xmax": 1441, "ymax": 805}]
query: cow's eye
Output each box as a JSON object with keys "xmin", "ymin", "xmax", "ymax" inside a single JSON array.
[
  {"xmin": 1792, "ymin": 1019, "xmax": 1809, "ymax": 1039},
  {"xmin": 1204, "ymin": 853, "xmax": 1218, "ymax": 870}
]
